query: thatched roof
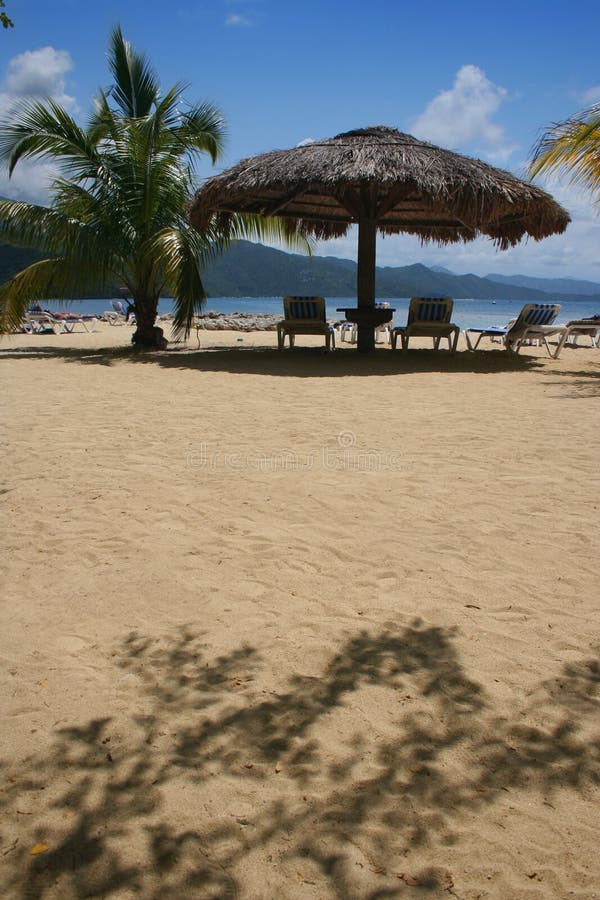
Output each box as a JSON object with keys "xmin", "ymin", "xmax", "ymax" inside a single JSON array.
[{"xmin": 188, "ymin": 126, "xmax": 570, "ymax": 249}]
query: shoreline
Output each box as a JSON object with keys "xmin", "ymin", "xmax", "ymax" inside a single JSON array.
[
  {"xmin": 27, "ymin": 295, "xmax": 600, "ymax": 334},
  {"xmin": 4, "ymin": 318, "xmax": 600, "ymax": 354}
]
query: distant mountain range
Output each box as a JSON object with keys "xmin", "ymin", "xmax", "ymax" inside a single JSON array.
[
  {"xmin": 485, "ymin": 273, "xmax": 600, "ymax": 296},
  {"xmin": 0, "ymin": 245, "xmax": 44, "ymax": 285},
  {"xmin": 199, "ymin": 241, "xmax": 600, "ymax": 303},
  {"xmin": 2, "ymin": 239, "xmax": 600, "ymax": 303}
]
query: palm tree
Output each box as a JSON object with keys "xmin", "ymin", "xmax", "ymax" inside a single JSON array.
[
  {"xmin": 530, "ymin": 103, "xmax": 600, "ymax": 204},
  {"xmin": 0, "ymin": 26, "xmax": 302, "ymax": 346}
]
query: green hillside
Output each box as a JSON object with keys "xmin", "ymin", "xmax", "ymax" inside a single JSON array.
[
  {"xmin": 202, "ymin": 242, "xmax": 600, "ymax": 303},
  {"xmin": 0, "ymin": 244, "xmax": 121, "ymax": 298},
  {"xmin": 0, "ymin": 245, "xmax": 44, "ymax": 284},
  {"xmin": 486, "ymin": 273, "xmax": 600, "ymax": 296},
  {"xmin": 2, "ymin": 239, "xmax": 600, "ymax": 304}
]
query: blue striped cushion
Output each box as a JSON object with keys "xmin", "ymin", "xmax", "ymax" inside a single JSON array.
[
  {"xmin": 409, "ymin": 298, "xmax": 452, "ymax": 324},
  {"xmin": 520, "ymin": 304, "xmax": 559, "ymax": 326},
  {"xmin": 285, "ymin": 297, "xmax": 325, "ymax": 321}
]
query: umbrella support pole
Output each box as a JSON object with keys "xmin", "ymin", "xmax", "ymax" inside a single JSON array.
[
  {"xmin": 357, "ymin": 321, "xmax": 375, "ymax": 353},
  {"xmin": 357, "ymin": 218, "xmax": 377, "ymax": 353}
]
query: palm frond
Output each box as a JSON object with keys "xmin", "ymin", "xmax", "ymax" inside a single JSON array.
[
  {"xmin": 171, "ymin": 102, "xmax": 226, "ymax": 164},
  {"xmin": 0, "ymin": 199, "xmax": 77, "ymax": 252},
  {"xmin": 0, "ymin": 198, "xmax": 123, "ymax": 283},
  {"xmin": 0, "ymin": 99, "xmax": 99, "ymax": 177},
  {"xmin": 0, "ymin": 257, "xmax": 110, "ymax": 332},
  {"xmin": 150, "ymin": 82, "xmax": 188, "ymax": 132},
  {"xmin": 89, "ymin": 89, "xmax": 126, "ymax": 144},
  {"xmin": 530, "ymin": 104, "xmax": 600, "ymax": 201},
  {"xmin": 107, "ymin": 121, "xmax": 191, "ymax": 242},
  {"xmin": 107, "ymin": 24, "xmax": 160, "ymax": 118},
  {"xmin": 227, "ymin": 213, "xmax": 314, "ymax": 254}
]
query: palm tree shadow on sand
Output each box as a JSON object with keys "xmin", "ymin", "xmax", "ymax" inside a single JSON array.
[
  {"xmin": 1, "ymin": 619, "xmax": 598, "ymax": 898},
  {"xmin": 0, "ymin": 343, "xmax": 550, "ymax": 378}
]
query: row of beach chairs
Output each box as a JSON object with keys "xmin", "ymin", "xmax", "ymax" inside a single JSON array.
[
  {"xmin": 21, "ymin": 309, "xmax": 98, "ymax": 334},
  {"xmin": 17, "ymin": 301, "xmax": 133, "ymax": 332},
  {"xmin": 13, "ymin": 297, "xmax": 600, "ymax": 355},
  {"xmin": 276, "ymin": 296, "xmax": 600, "ymax": 357}
]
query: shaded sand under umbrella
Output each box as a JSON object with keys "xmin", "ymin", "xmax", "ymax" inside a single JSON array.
[{"xmin": 188, "ymin": 126, "xmax": 570, "ymax": 352}]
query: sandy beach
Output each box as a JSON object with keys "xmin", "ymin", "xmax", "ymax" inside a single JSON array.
[{"xmin": 1, "ymin": 322, "xmax": 599, "ymax": 899}]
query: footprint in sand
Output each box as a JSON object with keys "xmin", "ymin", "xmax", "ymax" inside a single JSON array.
[
  {"xmin": 54, "ymin": 634, "xmax": 93, "ymax": 654},
  {"xmin": 236, "ymin": 579, "xmax": 268, "ymax": 599}
]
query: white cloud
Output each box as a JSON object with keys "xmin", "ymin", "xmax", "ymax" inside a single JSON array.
[
  {"xmin": 411, "ymin": 65, "xmax": 517, "ymax": 164},
  {"xmin": 297, "ymin": 137, "xmax": 316, "ymax": 147},
  {"xmin": 579, "ymin": 84, "xmax": 600, "ymax": 107},
  {"xmin": 0, "ymin": 159, "xmax": 57, "ymax": 203},
  {"xmin": 2, "ymin": 47, "xmax": 76, "ymax": 111},
  {"xmin": 0, "ymin": 47, "xmax": 76, "ymax": 204},
  {"xmin": 225, "ymin": 13, "xmax": 251, "ymax": 26}
]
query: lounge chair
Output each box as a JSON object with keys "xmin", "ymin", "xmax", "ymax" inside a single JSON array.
[
  {"xmin": 338, "ymin": 303, "xmax": 393, "ymax": 344},
  {"xmin": 339, "ymin": 322, "xmax": 392, "ymax": 344},
  {"xmin": 463, "ymin": 323, "xmax": 508, "ymax": 350},
  {"xmin": 24, "ymin": 311, "xmax": 71, "ymax": 334},
  {"xmin": 103, "ymin": 299, "xmax": 136, "ymax": 325},
  {"xmin": 25, "ymin": 306, "xmax": 98, "ymax": 333},
  {"xmin": 51, "ymin": 312, "xmax": 98, "ymax": 333},
  {"xmin": 102, "ymin": 310, "xmax": 126, "ymax": 325},
  {"xmin": 552, "ymin": 316, "xmax": 600, "ymax": 358},
  {"xmin": 277, "ymin": 296, "xmax": 335, "ymax": 351},
  {"xmin": 390, "ymin": 297, "xmax": 459, "ymax": 351},
  {"xmin": 374, "ymin": 302, "xmax": 394, "ymax": 344},
  {"xmin": 112, "ymin": 300, "xmax": 128, "ymax": 316},
  {"xmin": 464, "ymin": 303, "xmax": 562, "ymax": 355},
  {"xmin": 23, "ymin": 312, "xmax": 61, "ymax": 334},
  {"xmin": 339, "ymin": 320, "xmax": 357, "ymax": 343}
]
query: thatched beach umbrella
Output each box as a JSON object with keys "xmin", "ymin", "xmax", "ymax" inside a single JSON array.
[{"xmin": 188, "ymin": 126, "xmax": 570, "ymax": 352}]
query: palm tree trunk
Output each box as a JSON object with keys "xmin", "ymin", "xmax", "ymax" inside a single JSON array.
[{"xmin": 131, "ymin": 295, "xmax": 166, "ymax": 349}]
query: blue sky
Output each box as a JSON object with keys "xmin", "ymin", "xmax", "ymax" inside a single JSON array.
[{"xmin": 1, "ymin": 0, "xmax": 599, "ymax": 280}]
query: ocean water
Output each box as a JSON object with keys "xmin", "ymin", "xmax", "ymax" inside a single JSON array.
[{"xmin": 44, "ymin": 297, "xmax": 600, "ymax": 331}]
